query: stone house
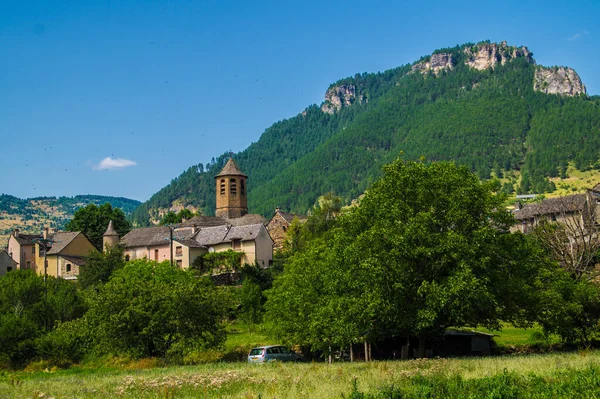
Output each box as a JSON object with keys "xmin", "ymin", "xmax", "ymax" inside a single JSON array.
[
  {"xmin": 512, "ymin": 189, "xmax": 600, "ymax": 233},
  {"xmin": 117, "ymin": 158, "xmax": 274, "ymax": 269},
  {"xmin": 266, "ymin": 208, "xmax": 307, "ymax": 251},
  {"xmin": 0, "ymin": 249, "xmax": 17, "ymax": 276},
  {"xmin": 35, "ymin": 230, "xmax": 97, "ymax": 280}
]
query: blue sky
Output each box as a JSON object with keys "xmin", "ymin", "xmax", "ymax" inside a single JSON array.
[{"xmin": 1, "ymin": 0, "xmax": 598, "ymax": 201}]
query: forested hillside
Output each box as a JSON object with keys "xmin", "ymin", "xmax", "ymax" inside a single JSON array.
[
  {"xmin": 132, "ymin": 41, "xmax": 600, "ymax": 226},
  {"xmin": 0, "ymin": 194, "xmax": 141, "ymax": 246}
]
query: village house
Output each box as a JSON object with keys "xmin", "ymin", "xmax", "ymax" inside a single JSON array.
[
  {"xmin": 0, "ymin": 249, "xmax": 17, "ymax": 276},
  {"xmin": 34, "ymin": 229, "xmax": 97, "ymax": 280},
  {"xmin": 6, "ymin": 227, "xmax": 96, "ymax": 279},
  {"xmin": 116, "ymin": 158, "xmax": 274, "ymax": 269},
  {"xmin": 266, "ymin": 208, "xmax": 307, "ymax": 251},
  {"xmin": 512, "ymin": 187, "xmax": 600, "ymax": 233},
  {"xmin": 6, "ymin": 229, "xmax": 40, "ymax": 271}
]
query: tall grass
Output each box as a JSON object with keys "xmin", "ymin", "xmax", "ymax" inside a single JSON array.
[{"xmin": 2, "ymin": 351, "xmax": 600, "ymax": 398}]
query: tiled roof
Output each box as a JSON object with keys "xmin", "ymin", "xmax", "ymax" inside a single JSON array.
[
  {"xmin": 179, "ymin": 213, "xmax": 267, "ymax": 228},
  {"xmin": 0, "ymin": 250, "xmax": 17, "ymax": 265},
  {"xmin": 215, "ymin": 158, "xmax": 247, "ymax": 178},
  {"xmin": 60, "ymin": 255, "xmax": 86, "ymax": 266},
  {"xmin": 174, "ymin": 238, "xmax": 205, "ymax": 248},
  {"xmin": 121, "ymin": 226, "xmax": 173, "ymax": 248},
  {"xmin": 47, "ymin": 231, "xmax": 81, "ymax": 255},
  {"xmin": 103, "ymin": 220, "xmax": 119, "ymax": 237},
  {"xmin": 224, "ymin": 224, "xmax": 264, "ymax": 242},
  {"xmin": 192, "ymin": 225, "xmax": 230, "ymax": 246},
  {"xmin": 13, "ymin": 233, "xmax": 42, "ymax": 245},
  {"xmin": 122, "ymin": 213, "xmax": 267, "ymax": 248},
  {"xmin": 276, "ymin": 210, "xmax": 307, "ymax": 224},
  {"xmin": 225, "ymin": 214, "xmax": 267, "ymax": 226},
  {"xmin": 514, "ymin": 194, "xmax": 587, "ymax": 220},
  {"xmin": 179, "ymin": 215, "xmax": 229, "ymax": 228}
]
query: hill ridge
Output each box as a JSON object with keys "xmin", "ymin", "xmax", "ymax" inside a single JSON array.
[{"xmin": 131, "ymin": 40, "xmax": 598, "ymax": 226}]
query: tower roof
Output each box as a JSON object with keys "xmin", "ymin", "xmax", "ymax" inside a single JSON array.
[
  {"xmin": 103, "ymin": 220, "xmax": 119, "ymax": 237},
  {"xmin": 215, "ymin": 158, "xmax": 247, "ymax": 178}
]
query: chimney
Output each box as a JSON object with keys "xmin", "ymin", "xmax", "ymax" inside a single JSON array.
[
  {"xmin": 43, "ymin": 227, "xmax": 49, "ymax": 240},
  {"xmin": 192, "ymin": 224, "xmax": 198, "ymax": 234},
  {"xmin": 275, "ymin": 207, "xmax": 280, "ymax": 213},
  {"xmin": 13, "ymin": 228, "xmax": 19, "ymax": 238}
]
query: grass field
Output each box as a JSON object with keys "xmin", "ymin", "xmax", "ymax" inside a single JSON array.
[{"xmin": 2, "ymin": 351, "xmax": 600, "ymax": 398}]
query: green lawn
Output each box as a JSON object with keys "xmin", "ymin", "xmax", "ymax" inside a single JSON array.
[
  {"xmin": 224, "ymin": 321, "xmax": 275, "ymax": 350},
  {"xmin": 478, "ymin": 323, "xmax": 561, "ymax": 347}
]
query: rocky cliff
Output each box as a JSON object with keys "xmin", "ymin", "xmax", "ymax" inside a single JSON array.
[
  {"xmin": 534, "ymin": 66, "xmax": 587, "ymax": 97},
  {"xmin": 411, "ymin": 53, "xmax": 454, "ymax": 75},
  {"xmin": 321, "ymin": 84, "xmax": 364, "ymax": 114},
  {"xmin": 464, "ymin": 41, "xmax": 534, "ymax": 70}
]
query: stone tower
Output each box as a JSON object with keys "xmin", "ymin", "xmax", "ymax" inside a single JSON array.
[
  {"xmin": 215, "ymin": 158, "xmax": 248, "ymax": 218},
  {"xmin": 102, "ymin": 220, "xmax": 119, "ymax": 251}
]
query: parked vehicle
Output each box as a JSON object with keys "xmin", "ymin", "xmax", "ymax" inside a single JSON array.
[{"xmin": 247, "ymin": 345, "xmax": 303, "ymax": 363}]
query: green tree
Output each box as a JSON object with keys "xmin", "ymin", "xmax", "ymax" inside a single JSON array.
[
  {"xmin": 65, "ymin": 203, "xmax": 131, "ymax": 250},
  {"xmin": 78, "ymin": 244, "xmax": 126, "ymax": 289},
  {"xmin": 159, "ymin": 209, "xmax": 196, "ymax": 225},
  {"xmin": 0, "ymin": 270, "xmax": 85, "ymax": 367},
  {"xmin": 267, "ymin": 159, "xmax": 559, "ymax": 356},
  {"xmin": 84, "ymin": 260, "xmax": 226, "ymax": 358}
]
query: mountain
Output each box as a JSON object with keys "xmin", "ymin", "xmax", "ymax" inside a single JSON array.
[
  {"xmin": 0, "ymin": 194, "xmax": 141, "ymax": 246},
  {"xmin": 132, "ymin": 40, "xmax": 600, "ymax": 226}
]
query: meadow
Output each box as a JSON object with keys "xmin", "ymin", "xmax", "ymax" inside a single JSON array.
[{"xmin": 2, "ymin": 351, "xmax": 600, "ymax": 398}]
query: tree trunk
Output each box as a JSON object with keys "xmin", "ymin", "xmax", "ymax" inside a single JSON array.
[
  {"xmin": 364, "ymin": 340, "xmax": 369, "ymax": 362},
  {"xmin": 328, "ymin": 344, "xmax": 332, "ymax": 364},
  {"xmin": 350, "ymin": 344, "xmax": 354, "ymax": 362},
  {"xmin": 417, "ymin": 335, "xmax": 426, "ymax": 358}
]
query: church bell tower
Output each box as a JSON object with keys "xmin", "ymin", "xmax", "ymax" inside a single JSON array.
[{"xmin": 215, "ymin": 158, "xmax": 248, "ymax": 218}]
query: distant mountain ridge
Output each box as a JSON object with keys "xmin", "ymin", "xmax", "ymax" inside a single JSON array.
[
  {"xmin": 0, "ymin": 194, "xmax": 141, "ymax": 246},
  {"xmin": 132, "ymin": 40, "xmax": 599, "ymax": 226}
]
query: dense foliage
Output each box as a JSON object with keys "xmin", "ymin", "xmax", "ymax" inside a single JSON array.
[
  {"xmin": 132, "ymin": 41, "xmax": 600, "ymax": 225},
  {"xmin": 266, "ymin": 159, "xmax": 564, "ymax": 353},
  {"xmin": 65, "ymin": 203, "xmax": 131, "ymax": 250},
  {"xmin": 0, "ymin": 270, "xmax": 85, "ymax": 368},
  {"xmin": 83, "ymin": 260, "xmax": 227, "ymax": 359},
  {"xmin": 77, "ymin": 244, "xmax": 126, "ymax": 289}
]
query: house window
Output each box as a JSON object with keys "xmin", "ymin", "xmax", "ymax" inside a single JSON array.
[
  {"xmin": 125, "ymin": 255, "xmax": 130, "ymax": 262},
  {"xmin": 551, "ymin": 214, "xmax": 557, "ymax": 222},
  {"xmin": 220, "ymin": 179, "xmax": 226, "ymax": 195},
  {"xmin": 66, "ymin": 264, "xmax": 71, "ymax": 273},
  {"xmin": 26, "ymin": 261, "xmax": 31, "ymax": 269},
  {"xmin": 7, "ymin": 267, "xmax": 12, "ymax": 272},
  {"xmin": 176, "ymin": 246, "xmax": 183, "ymax": 256},
  {"xmin": 32, "ymin": 246, "xmax": 35, "ymax": 254},
  {"xmin": 240, "ymin": 179, "xmax": 245, "ymax": 195},
  {"xmin": 176, "ymin": 259, "xmax": 182, "ymax": 268},
  {"xmin": 230, "ymin": 178, "xmax": 237, "ymax": 195},
  {"xmin": 232, "ymin": 239, "xmax": 241, "ymax": 250}
]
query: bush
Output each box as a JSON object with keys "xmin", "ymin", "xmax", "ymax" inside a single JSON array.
[{"xmin": 35, "ymin": 319, "xmax": 90, "ymax": 367}]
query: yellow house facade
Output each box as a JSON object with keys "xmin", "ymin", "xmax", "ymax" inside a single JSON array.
[{"xmin": 34, "ymin": 231, "xmax": 97, "ymax": 279}]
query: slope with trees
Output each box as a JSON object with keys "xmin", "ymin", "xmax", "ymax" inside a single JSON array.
[{"xmin": 132, "ymin": 41, "xmax": 600, "ymax": 225}]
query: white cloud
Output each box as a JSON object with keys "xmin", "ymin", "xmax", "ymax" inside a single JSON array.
[
  {"xmin": 568, "ymin": 30, "xmax": 589, "ymax": 41},
  {"xmin": 93, "ymin": 156, "xmax": 137, "ymax": 171}
]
